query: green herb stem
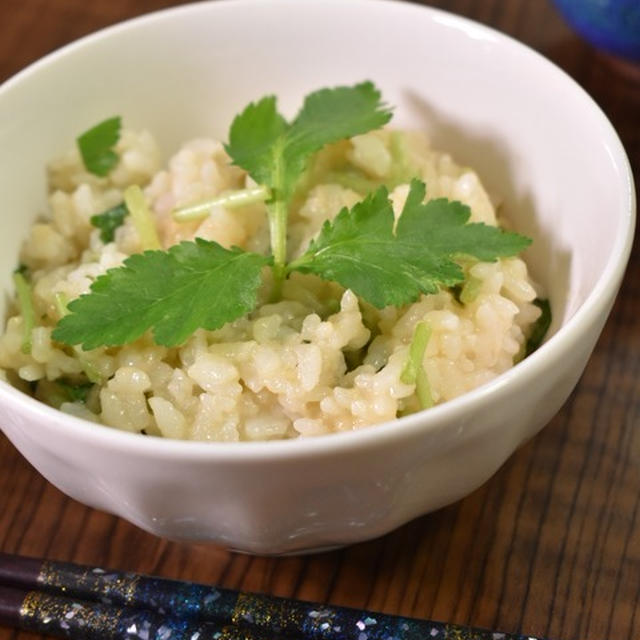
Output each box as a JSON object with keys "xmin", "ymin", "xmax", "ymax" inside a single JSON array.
[
  {"xmin": 124, "ymin": 185, "xmax": 161, "ymax": 251},
  {"xmin": 388, "ymin": 131, "xmax": 415, "ymax": 187},
  {"xmin": 459, "ymin": 276, "xmax": 482, "ymax": 304},
  {"xmin": 80, "ymin": 359, "xmax": 103, "ymax": 384},
  {"xmin": 415, "ymin": 365, "xmax": 434, "ymax": 409},
  {"xmin": 172, "ymin": 185, "xmax": 270, "ymax": 223},
  {"xmin": 400, "ymin": 321, "xmax": 434, "ymax": 410},
  {"xmin": 285, "ymin": 253, "xmax": 309, "ymax": 274},
  {"xmin": 54, "ymin": 292, "xmax": 70, "ymax": 318},
  {"xmin": 400, "ymin": 321, "xmax": 431, "ymax": 385},
  {"xmin": 13, "ymin": 272, "xmax": 35, "ymax": 355},
  {"xmin": 268, "ymin": 198, "xmax": 289, "ymax": 300}
]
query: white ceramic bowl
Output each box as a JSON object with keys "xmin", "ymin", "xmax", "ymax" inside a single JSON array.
[{"xmin": 0, "ymin": 0, "xmax": 634, "ymax": 554}]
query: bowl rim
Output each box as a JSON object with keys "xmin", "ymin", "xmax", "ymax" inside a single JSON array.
[{"xmin": 0, "ymin": 0, "xmax": 635, "ymax": 461}]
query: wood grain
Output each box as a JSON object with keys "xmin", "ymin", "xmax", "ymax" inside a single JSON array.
[{"xmin": 0, "ymin": 1, "xmax": 638, "ymax": 639}]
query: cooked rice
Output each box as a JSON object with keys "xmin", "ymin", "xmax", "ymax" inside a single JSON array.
[{"xmin": 0, "ymin": 128, "xmax": 541, "ymax": 441}]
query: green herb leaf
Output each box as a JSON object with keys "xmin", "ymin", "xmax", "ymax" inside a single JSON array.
[
  {"xmin": 289, "ymin": 179, "xmax": 531, "ymax": 308},
  {"xmin": 52, "ymin": 239, "xmax": 271, "ymax": 349},
  {"xmin": 395, "ymin": 180, "xmax": 532, "ymax": 261},
  {"xmin": 525, "ymin": 298, "xmax": 552, "ymax": 355},
  {"xmin": 77, "ymin": 116, "xmax": 121, "ymax": 176},
  {"xmin": 91, "ymin": 202, "xmax": 128, "ymax": 243},
  {"xmin": 226, "ymin": 95, "xmax": 288, "ymax": 194}
]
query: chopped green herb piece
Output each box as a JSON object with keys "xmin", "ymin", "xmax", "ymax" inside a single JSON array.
[
  {"xmin": 401, "ymin": 321, "xmax": 431, "ymax": 384},
  {"xmin": 54, "ymin": 292, "xmax": 69, "ymax": 318},
  {"xmin": 57, "ymin": 379, "xmax": 94, "ymax": 403},
  {"xmin": 459, "ymin": 276, "xmax": 483, "ymax": 304},
  {"xmin": 91, "ymin": 202, "xmax": 128, "ymax": 243},
  {"xmin": 415, "ymin": 366, "xmax": 433, "ymax": 409},
  {"xmin": 36, "ymin": 379, "xmax": 94, "ymax": 409},
  {"xmin": 79, "ymin": 359, "xmax": 103, "ymax": 384},
  {"xmin": 526, "ymin": 298, "xmax": 552, "ymax": 355},
  {"xmin": 12, "ymin": 270, "xmax": 35, "ymax": 354},
  {"xmin": 289, "ymin": 180, "xmax": 531, "ymax": 308},
  {"xmin": 53, "ymin": 239, "xmax": 271, "ymax": 349},
  {"xmin": 124, "ymin": 185, "xmax": 161, "ymax": 251},
  {"xmin": 401, "ymin": 322, "xmax": 433, "ymax": 410},
  {"xmin": 387, "ymin": 131, "xmax": 415, "ymax": 188},
  {"xmin": 77, "ymin": 116, "xmax": 121, "ymax": 176}
]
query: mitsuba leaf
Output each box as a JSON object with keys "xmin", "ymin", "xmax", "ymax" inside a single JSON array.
[
  {"xmin": 395, "ymin": 181, "xmax": 531, "ymax": 261},
  {"xmin": 90, "ymin": 202, "xmax": 128, "ymax": 243},
  {"xmin": 77, "ymin": 116, "xmax": 121, "ymax": 176},
  {"xmin": 225, "ymin": 82, "xmax": 392, "ymax": 204},
  {"xmin": 52, "ymin": 239, "xmax": 271, "ymax": 349},
  {"xmin": 290, "ymin": 179, "xmax": 531, "ymax": 308}
]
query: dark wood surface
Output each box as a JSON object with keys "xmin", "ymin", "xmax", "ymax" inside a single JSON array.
[{"xmin": 1, "ymin": 1, "xmax": 638, "ymax": 639}]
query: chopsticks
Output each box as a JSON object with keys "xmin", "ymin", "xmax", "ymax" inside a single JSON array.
[{"xmin": 0, "ymin": 552, "xmax": 545, "ymax": 640}]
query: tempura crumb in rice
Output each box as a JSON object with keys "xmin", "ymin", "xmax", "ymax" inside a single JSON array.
[{"xmin": 0, "ymin": 127, "xmax": 542, "ymax": 441}]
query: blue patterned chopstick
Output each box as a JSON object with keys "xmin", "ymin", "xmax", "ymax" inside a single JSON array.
[{"xmin": 0, "ymin": 553, "xmax": 546, "ymax": 640}]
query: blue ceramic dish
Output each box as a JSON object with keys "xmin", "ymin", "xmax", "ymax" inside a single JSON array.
[{"xmin": 553, "ymin": 0, "xmax": 640, "ymax": 61}]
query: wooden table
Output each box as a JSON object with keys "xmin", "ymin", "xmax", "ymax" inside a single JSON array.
[{"xmin": 1, "ymin": 1, "xmax": 638, "ymax": 639}]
